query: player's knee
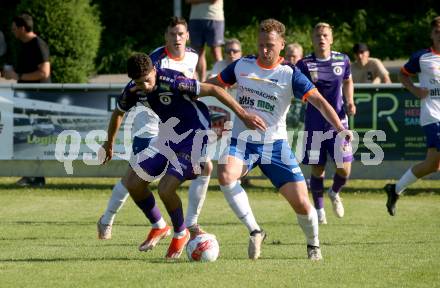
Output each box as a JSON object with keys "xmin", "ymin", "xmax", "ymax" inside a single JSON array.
[
  {"xmin": 311, "ymin": 166, "xmax": 325, "ymax": 178},
  {"xmin": 217, "ymin": 170, "xmax": 235, "ymax": 186},
  {"xmin": 337, "ymin": 169, "xmax": 350, "ymax": 178},
  {"xmin": 292, "ymin": 197, "xmax": 310, "ymax": 214},
  {"xmin": 202, "ymin": 160, "xmax": 213, "ymax": 176}
]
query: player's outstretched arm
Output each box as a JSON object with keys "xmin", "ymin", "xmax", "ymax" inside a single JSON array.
[
  {"xmin": 307, "ymin": 90, "xmax": 353, "ymax": 141},
  {"xmin": 101, "ymin": 109, "xmax": 125, "ymax": 164},
  {"xmin": 199, "ymin": 82, "xmax": 266, "ymax": 131}
]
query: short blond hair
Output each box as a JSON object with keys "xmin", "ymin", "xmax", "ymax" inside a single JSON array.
[
  {"xmin": 259, "ymin": 18, "xmax": 285, "ymax": 39},
  {"xmin": 286, "ymin": 43, "xmax": 303, "ymax": 54},
  {"xmin": 314, "ymin": 22, "xmax": 333, "ymax": 32}
]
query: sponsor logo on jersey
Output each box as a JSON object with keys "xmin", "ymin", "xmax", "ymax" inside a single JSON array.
[
  {"xmin": 332, "ymin": 54, "xmax": 344, "ymax": 61},
  {"xmin": 240, "ymin": 86, "xmax": 277, "ymax": 101},
  {"xmin": 159, "ymin": 83, "xmax": 171, "ymax": 91},
  {"xmin": 238, "ymin": 96, "xmax": 255, "ymax": 106},
  {"xmin": 256, "ymin": 100, "xmax": 274, "ymax": 112},
  {"xmin": 430, "ymin": 88, "xmax": 440, "ymax": 97},
  {"xmin": 291, "ymin": 167, "xmax": 302, "ymax": 174},
  {"xmin": 159, "ymin": 75, "xmax": 175, "ymax": 83}
]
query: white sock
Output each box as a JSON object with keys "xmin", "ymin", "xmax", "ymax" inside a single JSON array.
[
  {"xmin": 152, "ymin": 217, "xmax": 166, "ymax": 229},
  {"xmin": 317, "ymin": 208, "xmax": 325, "ymax": 218},
  {"xmin": 185, "ymin": 175, "xmax": 210, "ymax": 227},
  {"xmin": 297, "ymin": 208, "xmax": 320, "ymax": 247},
  {"xmin": 101, "ymin": 180, "xmax": 129, "ymax": 225},
  {"xmin": 174, "ymin": 229, "xmax": 187, "ymax": 238},
  {"xmin": 220, "ymin": 181, "xmax": 260, "ymax": 233},
  {"xmin": 396, "ymin": 168, "xmax": 418, "ymax": 194}
]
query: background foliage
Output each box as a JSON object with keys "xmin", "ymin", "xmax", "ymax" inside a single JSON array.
[
  {"xmin": 2, "ymin": 0, "xmax": 102, "ymax": 83},
  {"xmin": 0, "ymin": 0, "xmax": 439, "ymax": 78}
]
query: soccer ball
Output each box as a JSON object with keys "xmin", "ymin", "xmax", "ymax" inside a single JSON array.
[{"xmin": 186, "ymin": 233, "xmax": 219, "ymax": 262}]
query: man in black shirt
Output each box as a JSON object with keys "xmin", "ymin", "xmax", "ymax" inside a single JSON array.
[
  {"xmin": 3, "ymin": 13, "xmax": 50, "ymax": 83},
  {"xmin": 3, "ymin": 13, "xmax": 51, "ymax": 186}
]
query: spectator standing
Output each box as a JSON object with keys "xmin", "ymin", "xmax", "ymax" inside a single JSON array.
[
  {"xmin": 285, "ymin": 42, "xmax": 306, "ymax": 166},
  {"xmin": 384, "ymin": 16, "xmax": 440, "ymax": 216},
  {"xmin": 209, "ymin": 38, "xmax": 241, "ymax": 77},
  {"xmin": 186, "ymin": 0, "xmax": 224, "ymax": 81},
  {"xmin": 2, "ymin": 13, "xmax": 51, "ymax": 187},
  {"xmin": 351, "ymin": 43, "xmax": 391, "ymax": 84},
  {"xmin": 285, "ymin": 42, "xmax": 303, "ymax": 65}
]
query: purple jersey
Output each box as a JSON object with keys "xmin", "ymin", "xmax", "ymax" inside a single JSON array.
[
  {"xmin": 297, "ymin": 51, "xmax": 351, "ymax": 131},
  {"xmin": 117, "ymin": 68, "xmax": 210, "ymax": 146}
]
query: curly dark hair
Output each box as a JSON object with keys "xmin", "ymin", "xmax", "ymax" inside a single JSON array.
[
  {"xmin": 127, "ymin": 53, "xmax": 153, "ymax": 79},
  {"xmin": 259, "ymin": 18, "xmax": 285, "ymax": 39}
]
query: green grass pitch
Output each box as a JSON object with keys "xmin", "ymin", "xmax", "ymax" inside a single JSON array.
[{"xmin": 0, "ymin": 177, "xmax": 439, "ymax": 287}]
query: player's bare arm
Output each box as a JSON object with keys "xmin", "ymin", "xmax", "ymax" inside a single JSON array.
[
  {"xmin": 343, "ymin": 77, "xmax": 356, "ymax": 116},
  {"xmin": 102, "ymin": 109, "xmax": 125, "ymax": 164},
  {"xmin": 399, "ymin": 71, "xmax": 429, "ymax": 99},
  {"xmin": 198, "ymin": 82, "xmax": 267, "ymax": 131}
]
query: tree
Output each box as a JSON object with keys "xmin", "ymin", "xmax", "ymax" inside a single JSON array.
[{"xmin": 16, "ymin": 0, "xmax": 102, "ymax": 82}]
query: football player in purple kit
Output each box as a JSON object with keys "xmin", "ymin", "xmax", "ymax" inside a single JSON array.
[
  {"xmin": 97, "ymin": 17, "xmax": 212, "ymax": 241},
  {"xmin": 100, "ymin": 53, "xmax": 266, "ymax": 259},
  {"xmin": 385, "ymin": 16, "xmax": 440, "ymax": 216},
  {"xmin": 207, "ymin": 19, "xmax": 352, "ymax": 261},
  {"xmin": 296, "ymin": 22, "xmax": 356, "ymax": 225}
]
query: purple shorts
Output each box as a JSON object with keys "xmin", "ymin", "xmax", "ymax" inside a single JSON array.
[
  {"xmin": 189, "ymin": 19, "xmax": 224, "ymax": 47},
  {"xmin": 301, "ymin": 130, "xmax": 353, "ymax": 166},
  {"xmin": 131, "ymin": 137, "xmax": 206, "ymax": 182}
]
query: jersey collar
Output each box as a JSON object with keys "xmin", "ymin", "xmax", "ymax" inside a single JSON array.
[
  {"xmin": 430, "ymin": 47, "xmax": 440, "ymax": 55},
  {"xmin": 165, "ymin": 47, "xmax": 185, "ymax": 61},
  {"xmin": 256, "ymin": 56, "xmax": 284, "ymax": 69}
]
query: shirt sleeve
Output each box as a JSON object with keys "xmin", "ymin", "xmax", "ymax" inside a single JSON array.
[
  {"xmin": 218, "ymin": 59, "xmax": 238, "ymax": 86},
  {"xmin": 174, "ymin": 76, "xmax": 200, "ymax": 99},
  {"xmin": 291, "ymin": 68, "xmax": 316, "ymax": 101},
  {"xmin": 374, "ymin": 59, "xmax": 389, "ymax": 77},
  {"xmin": 402, "ymin": 49, "xmax": 425, "ymax": 76},
  {"xmin": 343, "ymin": 55, "xmax": 351, "ymax": 80},
  {"xmin": 36, "ymin": 38, "xmax": 50, "ymax": 64},
  {"xmin": 295, "ymin": 60, "xmax": 310, "ymax": 78},
  {"xmin": 116, "ymin": 82, "xmax": 137, "ymax": 112}
]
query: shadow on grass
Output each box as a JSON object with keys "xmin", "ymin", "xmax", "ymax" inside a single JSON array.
[
  {"xmin": 0, "ymin": 183, "xmax": 115, "ymax": 191},
  {"xmin": 0, "ymin": 257, "xmax": 172, "ymax": 263},
  {"xmin": 343, "ymin": 186, "xmax": 440, "ymax": 195}
]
